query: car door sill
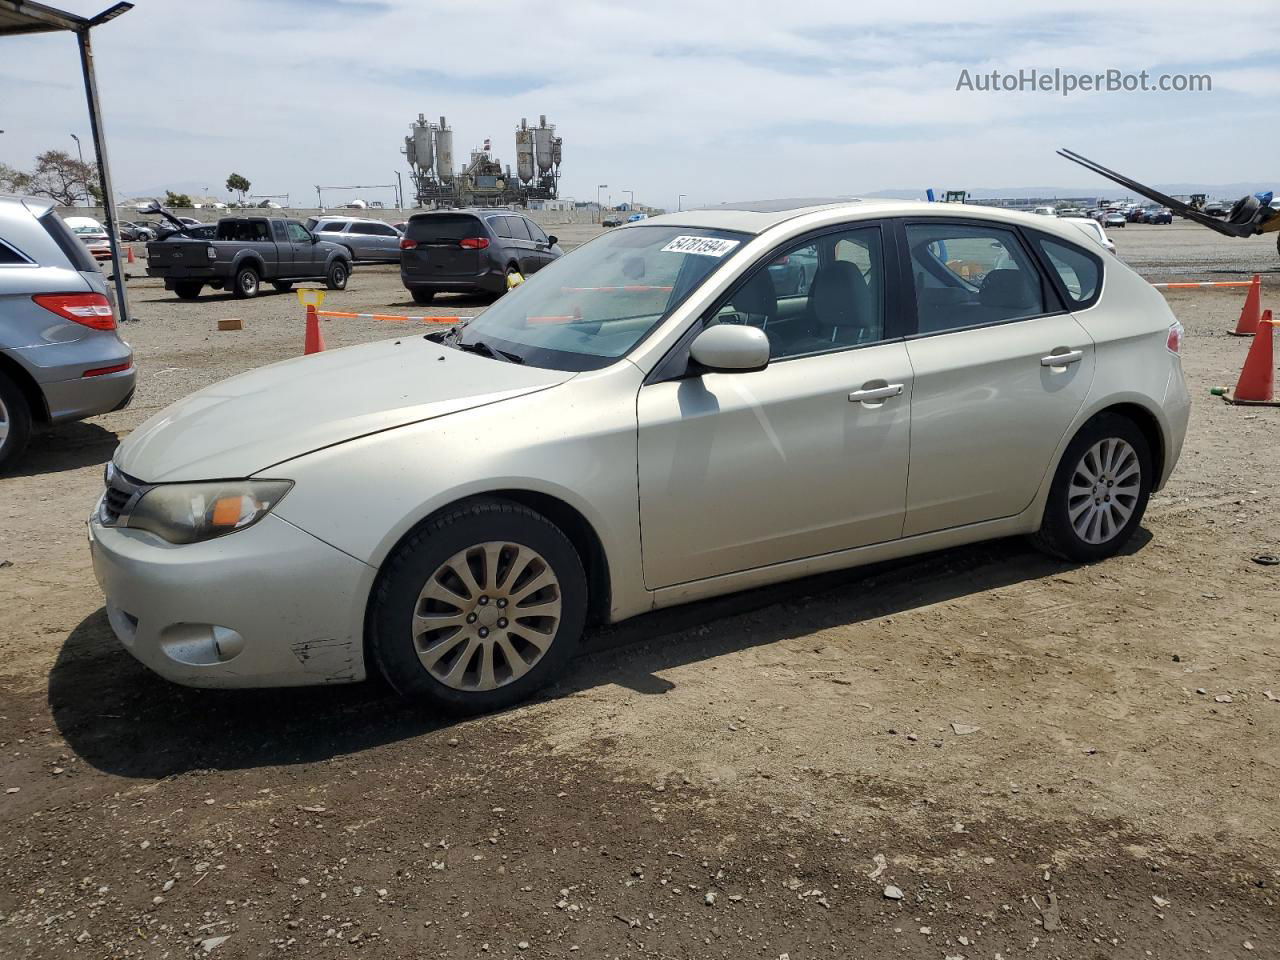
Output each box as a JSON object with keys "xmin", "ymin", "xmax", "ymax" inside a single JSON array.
[{"xmin": 647, "ymin": 512, "xmax": 1032, "ymax": 612}]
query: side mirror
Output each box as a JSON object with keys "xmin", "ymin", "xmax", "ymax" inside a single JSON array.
[
  {"xmin": 546, "ymin": 235, "xmax": 558, "ymax": 245},
  {"xmin": 311, "ymin": 235, "xmax": 320, "ymax": 243},
  {"xmin": 689, "ymin": 324, "xmax": 769, "ymax": 373}
]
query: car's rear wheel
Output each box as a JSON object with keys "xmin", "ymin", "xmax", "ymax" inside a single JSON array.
[
  {"xmin": 370, "ymin": 498, "xmax": 587, "ymax": 714},
  {"xmin": 173, "ymin": 281, "xmax": 203, "ymax": 300},
  {"xmin": 325, "ymin": 260, "xmax": 349, "ymax": 290},
  {"xmin": 411, "ymin": 289, "xmax": 435, "ymax": 305},
  {"xmin": 272, "ymin": 281, "xmax": 294, "ymax": 293},
  {"xmin": 1032, "ymin": 413, "xmax": 1152, "ymax": 563},
  {"xmin": 0, "ymin": 370, "xmax": 33, "ymax": 471},
  {"xmin": 232, "ymin": 265, "xmax": 260, "ymax": 299}
]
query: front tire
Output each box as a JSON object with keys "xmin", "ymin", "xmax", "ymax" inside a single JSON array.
[
  {"xmin": 1031, "ymin": 413, "xmax": 1152, "ymax": 563},
  {"xmin": 232, "ymin": 265, "xmax": 260, "ymax": 299},
  {"xmin": 370, "ymin": 498, "xmax": 587, "ymax": 714},
  {"xmin": 0, "ymin": 370, "xmax": 33, "ymax": 471},
  {"xmin": 325, "ymin": 260, "xmax": 349, "ymax": 290}
]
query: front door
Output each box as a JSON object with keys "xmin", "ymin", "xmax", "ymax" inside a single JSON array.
[
  {"xmin": 899, "ymin": 218, "xmax": 1096, "ymax": 536},
  {"xmin": 286, "ymin": 221, "xmax": 318, "ymax": 276},
  {"xmin": 637, "ymin": 223, "xmax": 913, "ymax": 588}
]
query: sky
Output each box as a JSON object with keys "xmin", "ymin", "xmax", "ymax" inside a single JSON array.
[{"xmin": 2, "ymin": 0, "xmax": 1278, "ymax": 210}]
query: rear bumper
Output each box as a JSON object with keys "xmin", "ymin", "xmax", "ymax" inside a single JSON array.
[
  {"xmin": 401, "ymin": 265, "xmax": 505, "ymax": 295},
  {"xmin": 7, "ymin": 337, "xmax": 136, "ymax": 424},
  {"xmin": 43, "ymin": 365, "xmax": 136, "ymax": 424},
  {"xmin": 89, "ymin": 511, "xmax": 374, "ymax": 688}
]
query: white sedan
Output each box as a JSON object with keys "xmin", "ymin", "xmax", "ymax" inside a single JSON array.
[{"xmin": 90, "ymin": 199, "xmax": 1190, "ymax": 713}]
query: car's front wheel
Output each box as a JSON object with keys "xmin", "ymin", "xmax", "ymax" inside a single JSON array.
[
  {"xmin": 1032, "ymin": 413, "xmax": 1152, "ymax": 562},
  {"xmin": 0, "ymin": 370, "xmax": 33, "ymax": 471},
  {"xmin": 326, "ymin": 260, "xmax": 349, "ymax": 290},
  {"xmin": 370, "ymin": 498, "xmax": 587, "ymax": 714}
]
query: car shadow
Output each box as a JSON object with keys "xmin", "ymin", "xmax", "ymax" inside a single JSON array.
[
  {"xmin": 47, "ymin": 531, "xmax": 1149, "ymax": 780},
  {"xmin": 5, "ymin": 421, "xmax": 119, "ymax": 477}
]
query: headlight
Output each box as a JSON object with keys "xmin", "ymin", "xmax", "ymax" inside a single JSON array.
[{"xmin": 125, "ymin": 480, "xmax": 293, "ymax": 544}]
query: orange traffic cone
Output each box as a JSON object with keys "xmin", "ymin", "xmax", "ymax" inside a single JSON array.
[
  {"xmin": 126, "ymin": 246, "xmax": 136, "ymax": 265},
  {"xmin": 304, "ymin": 304, "xmax": 326, "ymax": 355},
  {"xmin": 1230, "ymin": 273, "xmax": 1262, "ymax": 336},
  {"xmin": 1225, "ymin": 310, "xmax": 1277, "ymax": 405}
]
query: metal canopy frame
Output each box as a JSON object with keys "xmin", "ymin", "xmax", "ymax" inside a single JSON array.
[{"xmin": 0, "ymin": 1, "xmax": 134, "ymax": 321}]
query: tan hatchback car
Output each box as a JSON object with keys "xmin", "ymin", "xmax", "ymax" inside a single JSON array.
[{"xmin": 90, "ymin": 199, "xmax": 1189, "ymax": 713}]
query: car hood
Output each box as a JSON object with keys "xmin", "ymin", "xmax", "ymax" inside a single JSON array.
[{"xmin": 115, "ymin": 337, "xmax": 574, "ymax": 482}]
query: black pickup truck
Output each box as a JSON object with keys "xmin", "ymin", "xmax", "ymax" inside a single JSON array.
[{"xmin": 141, "ymin": 203, "xmax": 352, "ymax": 300}]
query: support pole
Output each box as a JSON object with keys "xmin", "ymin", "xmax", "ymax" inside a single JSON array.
[{"xmin": 76, "ymin": 28, "xmax": 130, "ymax": 324}]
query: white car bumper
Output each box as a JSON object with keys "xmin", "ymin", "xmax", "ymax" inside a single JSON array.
[{"xmin": 88, "ymin": 510, "xmax": 375, "ymax": 688}]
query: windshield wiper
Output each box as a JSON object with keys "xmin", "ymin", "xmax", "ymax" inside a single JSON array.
[{"xmin": 455, "ymin": 339, "xmax": 524, "ymax": 364}]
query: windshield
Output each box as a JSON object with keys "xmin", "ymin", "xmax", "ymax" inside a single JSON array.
[{"xmin": 452, "ymin": 225, "xmax": 749, "ymax": 370}]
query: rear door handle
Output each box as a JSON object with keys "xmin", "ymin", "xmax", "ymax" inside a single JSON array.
[
  {"xmin": 848, "ymin": 383, "xmax": 904, "ymax": 402},
  {"xmin": 1041, "ymin": 349, "xmax": 1084, "ymax": 367}
]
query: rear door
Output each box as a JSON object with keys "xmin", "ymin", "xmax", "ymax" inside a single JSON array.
[
  {"xmin": 403, "ymin": 214, "xmax": 484, "ymax": 278},
  {"xmin": 897, "ymin": 218, "xmax": 1096, "ymax": 536},
  {"xmin": 359, "ymin": 221, "xmax": 401, "ymax": 261}
]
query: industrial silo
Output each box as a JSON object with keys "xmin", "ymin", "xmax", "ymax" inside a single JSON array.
[
  {"xmin": 412, "ymin": 114, "xmax": 434, "ymax": 176},
  {"xmin": 533, "ymin": 115, "xmax": 555, "ymax": 176},
  {"xmin": 515, "ymin": 118, "xmax": 535, "ymax": 183},
  {"xmin": 433, "ymin": 116, "xmax": 454, "ymax": 181}
]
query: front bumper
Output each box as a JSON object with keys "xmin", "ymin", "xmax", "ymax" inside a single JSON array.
[{"xmin": 89, "ymin": 510, "xmax": 375, "ymax": 688}]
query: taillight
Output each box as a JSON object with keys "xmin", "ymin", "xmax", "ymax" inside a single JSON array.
[
  {"xmin": 1166, "ymin": 321, "xmax": 1184, "ymax": 355},
  {"xmin": 399, "ymin": 237, "xmax": 417, "ymax": 250},
  {"xmin": 32, "ymin": 293, "xmax": 116, "ymax": 331},
  {"xmin": 459, "ymin": 236, "xmax": 490, "ymax": 250}
]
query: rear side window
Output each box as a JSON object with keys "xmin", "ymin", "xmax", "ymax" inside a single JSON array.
[
  {"xmin": 367, "ymin": 222, "xmax": 397, "ymax": 236},
  {"xmin": 408, "ymin": 214, "xmax": 482, "ymax": 242},
  {"xmin": 505, "ymin": 217, "xmax": 532, "ymax": 241},
  {"xmin": 905, "ymin": 221, "xmax": 1047, "ymax": 335},
  {"xmin": 0, "ymin": 240, "xmax": 30, "ymax": 265},
  {"xmin": 319, "ymin": 221, "xmax": 347, "ymax": 232},
  {"xmin": 38, "ymin": 211, "xmax": 98, "ymax": 272},
  {"xmin": 1036, "ymin": 236, "xmax": 1102, "ymax": 305},
  {"xmin": 490, "ymin": 216, "xmax": 514, "ymax": 239}
]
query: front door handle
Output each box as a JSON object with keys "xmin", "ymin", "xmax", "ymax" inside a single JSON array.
[
  {"xmin": 1041, "ymin": 349, "xmax": 1084, "ymax": 367},
  {"xmin": 848, "ymin": 383, "xmax": 904, "ymax": 403}
]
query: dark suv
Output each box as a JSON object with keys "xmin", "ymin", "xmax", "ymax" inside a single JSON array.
[{"xmin": 399, "ymin": 209, "xmax": 562, "ymax": 304}]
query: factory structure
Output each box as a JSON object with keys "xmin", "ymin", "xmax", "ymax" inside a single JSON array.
[{"xmin": 403, "ymin": 114, "xmax": 562, "ymax": 208}]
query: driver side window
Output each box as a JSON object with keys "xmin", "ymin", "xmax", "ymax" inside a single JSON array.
[
  {"xmin": 905, "ymin": 222, "xmax": 1046, "ymax": 335},
  {"xmin": 708, "ymin": 226, "xmax": 886, "ymax": 361}
]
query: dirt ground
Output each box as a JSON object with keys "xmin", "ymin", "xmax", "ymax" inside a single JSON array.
[{"xmin": 1, "ymin": 220, "xmax": 1278, "ymax": 959}]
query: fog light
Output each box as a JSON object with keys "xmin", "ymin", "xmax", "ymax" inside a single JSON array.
[{"xmin": 159, "ymin": 623, "xmax": 246, "ymax": 665}]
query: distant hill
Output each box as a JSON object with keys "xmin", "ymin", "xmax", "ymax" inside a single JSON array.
[{"xmin": 865, "ymin": 183, "xmax": 1275, "ymax": 201}]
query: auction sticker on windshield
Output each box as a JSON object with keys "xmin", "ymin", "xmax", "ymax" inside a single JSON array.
[{"xmin": 661, "ymin": 235, "xmax": 741, "ymax": 257}]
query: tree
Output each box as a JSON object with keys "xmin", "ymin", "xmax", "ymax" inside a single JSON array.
[
  {"xmin": 29, "ymin": 150, "xmax": 99, "ymax": 206},
  {"xmin": 0, "ymin": 162, "xmax": 33, "ymax": 194},
  {"xmin": 225, "ymin": 173, "xmax": 250, "ymax": 204},
  {"xmin": 164, "ymin": 190, "xmax": 194, "ymax": 208}
]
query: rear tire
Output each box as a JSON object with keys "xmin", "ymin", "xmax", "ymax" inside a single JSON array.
[
  {"xmin": 0, "ymin": 370, "xmax": 33, "ymax": 472},
  {"xmin": 411, "ymin": 289, "xmax": 435, "ymax": 306},
  {"xmin": 173, "ymin": 281, "xmax": 203, "ymax": 300},
  {"xmin": 272, "ymin": 281, "xmax": 294, "ymax": 293},
  {"xmin": 1031, "ymin": 413, "xmax": 1152, "ymax": 563},
  {"xmin": 370, "ymin": 498, "xmax": 587, "ymax": 715},
  {"xmin": 232, "ymin": 265, "xmax": 260, "ymax": 299},
  {"xmin": 325, "ymin": 260, "xmax": 349, "ymax": 290}
]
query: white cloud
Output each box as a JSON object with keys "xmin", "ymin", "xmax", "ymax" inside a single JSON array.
[{"xmin": 2, "ymin": 0, "xmax": 1277, "ymax": 208}]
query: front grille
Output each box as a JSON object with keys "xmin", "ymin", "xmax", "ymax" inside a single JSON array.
[{"xmin": 99, "ymin": 465, "xmax": 146, "ymax": 526}]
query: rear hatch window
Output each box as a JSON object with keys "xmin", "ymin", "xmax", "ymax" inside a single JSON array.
[
  {"xmin": 405, "ymin": 214, "xmax": 485, "ymax": 276},
  {"xmin": 38, "ymin": 211, "xmax": 99, "ymax": 273}
]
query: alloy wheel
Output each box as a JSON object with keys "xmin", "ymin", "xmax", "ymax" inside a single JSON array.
[
  {"xmin": 1067, "ymin": 437, "xmax": 1141, "ymax": 544},
  {"xmin": 412, "ymin": 541, "xmax": 562, "ymax": 692}
]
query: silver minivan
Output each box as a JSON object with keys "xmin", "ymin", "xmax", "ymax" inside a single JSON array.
[
  {"xmin": 0, "ymin": 195, "xmax": 135, "ymax": 469},
  {"xmin": 305, "ymin": 216, "xmax": 402, "ymax": 263}
]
